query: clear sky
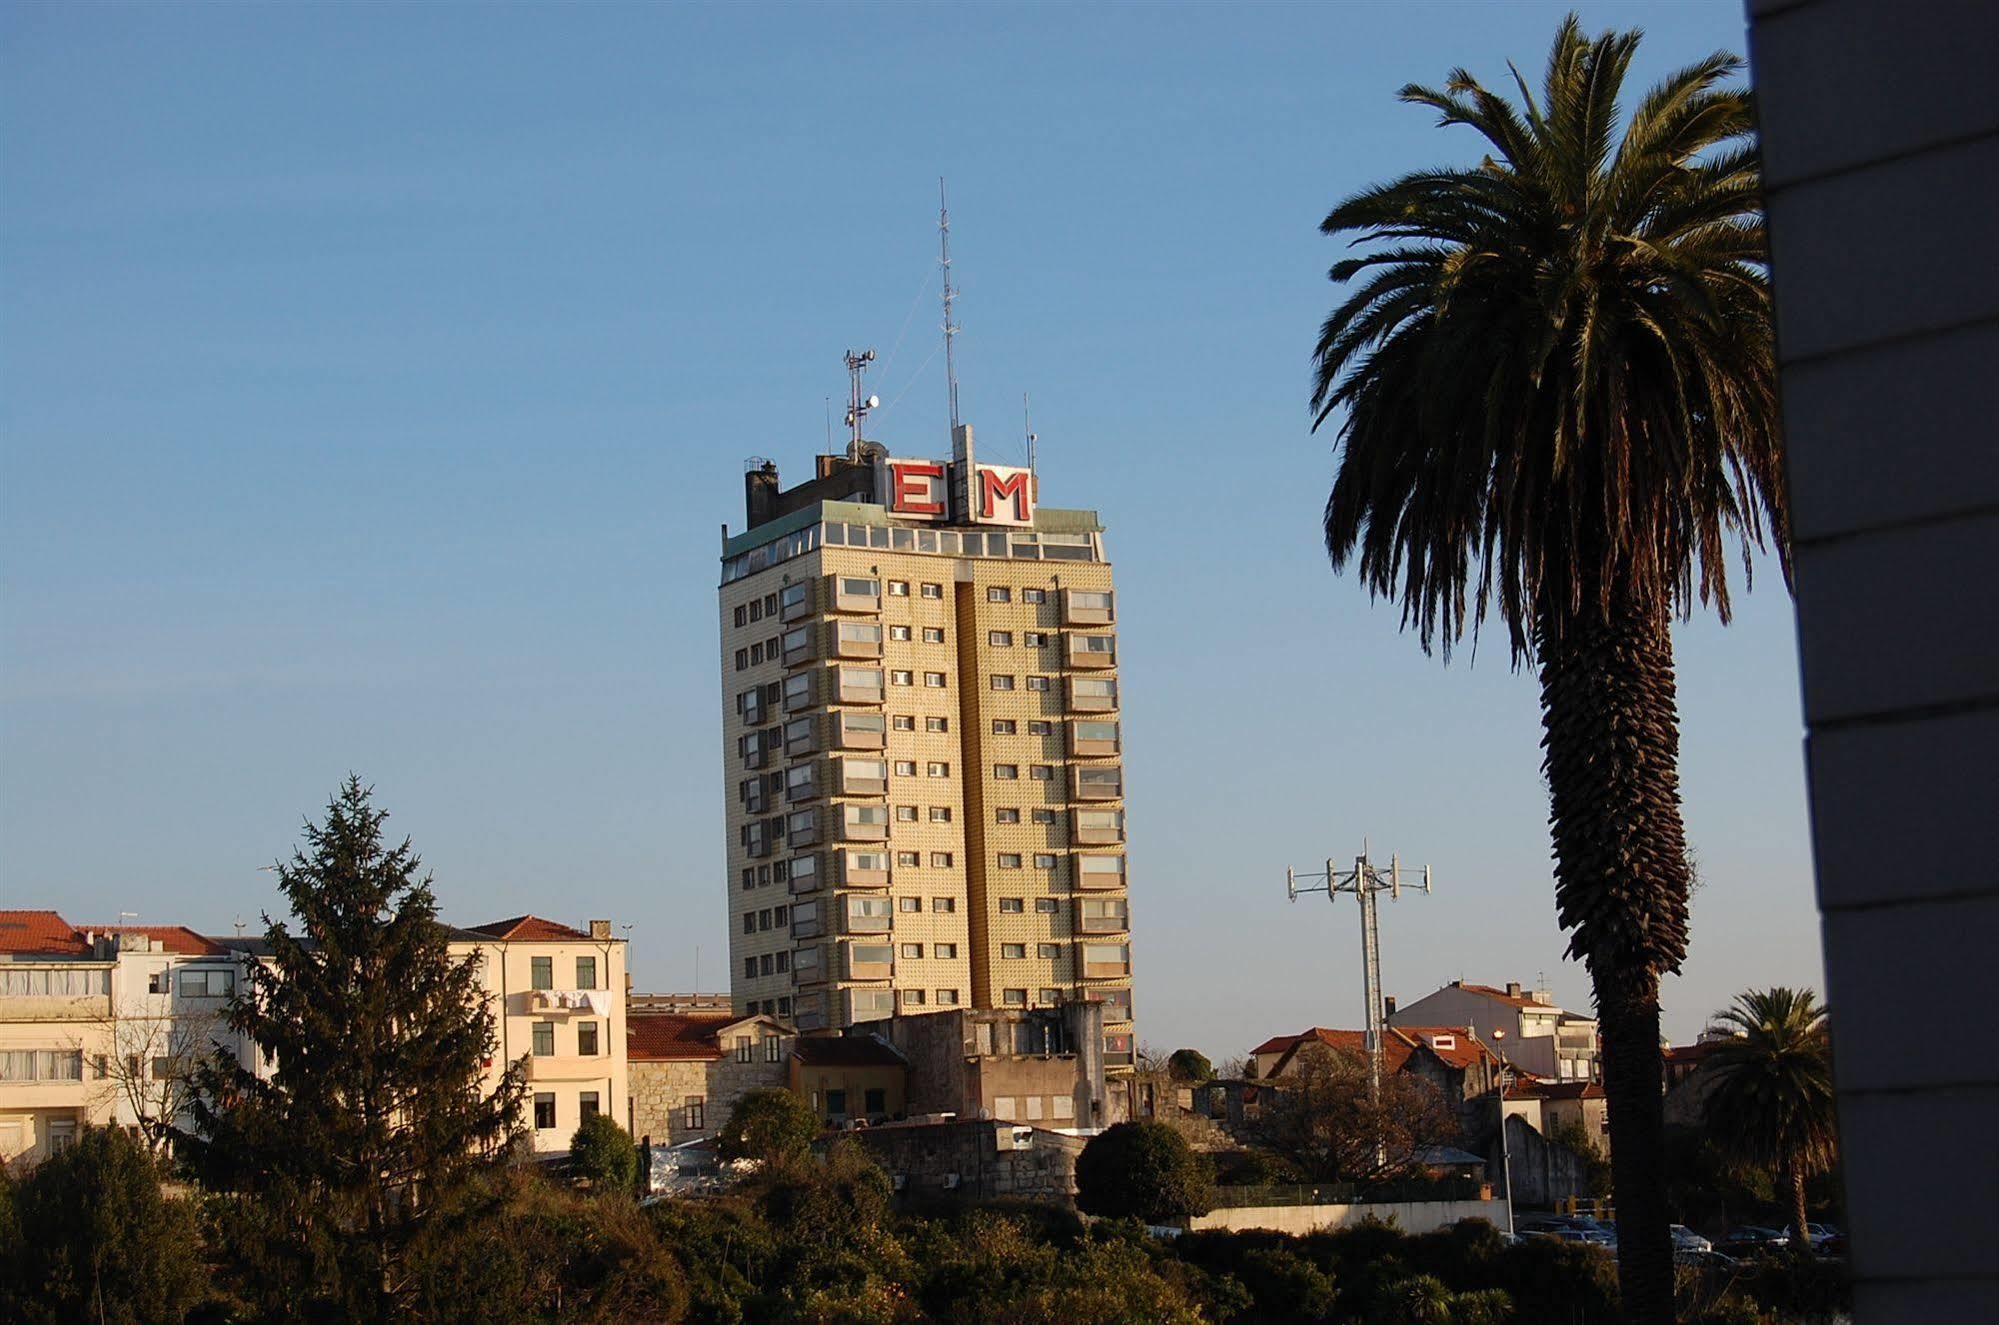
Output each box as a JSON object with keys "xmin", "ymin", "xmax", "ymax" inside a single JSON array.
[{"xmin": 1, "ymin": 0, "xmax": 1823, "ymax": 1059}]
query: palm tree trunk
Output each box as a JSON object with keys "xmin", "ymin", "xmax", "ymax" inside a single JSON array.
[
  {"xmin": 1536, "ymin": 586, "xmax": 1691, "ymax": 1325},
  {"xmin": 1789, "ymin": 1162, "xmax": 1812, "ymax": 1255}
]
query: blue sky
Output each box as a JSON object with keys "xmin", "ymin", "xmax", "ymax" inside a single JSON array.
[{"xmin": 1, "ymin": 1, "xmax": 1821, "ymax": 1057}]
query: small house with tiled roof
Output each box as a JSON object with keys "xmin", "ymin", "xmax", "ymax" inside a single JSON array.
[{"xmin": 626, "ymin": 1007, "xmax": 794, "ymax": 1146}]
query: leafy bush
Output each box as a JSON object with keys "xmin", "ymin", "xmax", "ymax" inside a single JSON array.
[
  {"xmin": 1074, "ymin": 1121, "xmax": 1214, "ymax": 1223},
  {"xmin": 717, "ymin": 1087, "xmax": 821, "ymax": 1164},
  {"xmin": 569, "ymin": 1113, "xmax": 638, "ymax": 1192},
  {"xmin": 1168, "ymin": 1049, "xmax": 1216, "ymax": 1082}
]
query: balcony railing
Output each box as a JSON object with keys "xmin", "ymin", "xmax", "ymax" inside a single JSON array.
[{"xmin": 1060, "ymin": 588, "xmax": 1115, "ymax": 626}]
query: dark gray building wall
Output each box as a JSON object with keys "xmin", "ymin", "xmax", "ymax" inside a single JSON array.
[{"xmin": 1748, "ymin": 2, "xmax": 1999, "ymax": 1319}]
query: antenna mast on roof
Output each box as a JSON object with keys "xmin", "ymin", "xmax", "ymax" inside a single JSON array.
[
  {"xmin": 1024, "ymin": 392, "xmax": 1037, "ymax": 475},
  {"xmin": 939, "ymin": 177, "xmax": 961, "ymax": 435},
  {"xmin": 843, "ymin": 349, "xmax": 877, "ymax": 463}
]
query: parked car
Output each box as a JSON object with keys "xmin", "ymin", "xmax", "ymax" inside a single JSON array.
[
  {"xmin": 1718, "ymin": 1226, "xmax": 1791, "ymax": 1259},
  {"xmin": 1676, "ymin": 1249, "xmax": 1741, "ymax": 1270},
  {"xmin": 1669, "ymin": 1224, "xmax": 1713, "ymax": 1253},
  {"xmin": 1519, "ymin": 1217, "xmax": 1613, "ymax": 1247}
]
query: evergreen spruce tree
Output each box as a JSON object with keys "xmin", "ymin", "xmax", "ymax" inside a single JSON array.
[{"xmin": 187, "ymin": 776, "xmax": 525, "ymax": 1322}]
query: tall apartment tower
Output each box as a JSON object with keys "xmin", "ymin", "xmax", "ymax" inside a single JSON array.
[{"xmin": 718, "ymin": 429, "xmax": 1134, "ymax": 1074}]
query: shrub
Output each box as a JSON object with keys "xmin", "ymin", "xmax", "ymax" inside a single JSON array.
[
  {"xmin": 717, "ymin": 1088, "xmax": 820, "ymax": 1164},
  {"xmin": 1075, "ymin": 1121, "xmax": 1214, "ymax": 1223},
  {"xmin": 1168, "ymin": 1049, "xmax": 1216, "ymax": 1082},
  {"xmin": 569, "ymin": 1113, "xmax": 638, "ymax": 1193}
]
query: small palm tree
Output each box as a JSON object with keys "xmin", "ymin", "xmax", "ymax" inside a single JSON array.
[
  {"xmin": 1701, "ymin": 987, "xmax": 1838, "ymax": 1251},
  {"xmin": 1309, "ymin": 16, "xmax": 1785, "ymax": 1323}
]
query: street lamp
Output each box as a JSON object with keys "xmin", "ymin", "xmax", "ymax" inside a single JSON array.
[{"xmin": 1493, "ymin": 1029, "xmax": 1516, "ymax": 1236}]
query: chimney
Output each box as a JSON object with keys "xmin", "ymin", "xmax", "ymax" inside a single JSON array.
[
  {"xmin": 1506, "ymin": 981, "xmax": 1524, "ymax": 999},
  {"xmin": 589, "ymin": 920, "xmax": 612, "ymax": 941},
  {"xmin": 744, "ymin": 459, "xmax": 780, "ymax": 529}
]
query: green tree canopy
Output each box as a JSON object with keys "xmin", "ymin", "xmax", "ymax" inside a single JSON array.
[
  {"xmin": 570, "ymin": 1112, "xmax": 639, "ymax": 1193},
  {"xmin": 186, "ymin": 776, "xmax": 525, "ymax": 1322},
  {"xmin": 1074, "ymin": 1121, "xmax": 1214, "ymax": 1224},
  {"xmin": 1701, "ymin": 987, "xmax": 1838, "ymax": 1251},
  {"xmin": 3, "ymin": 1126, "xmax": 208, "ymax": 1325},
  {"xmin": 717, "ymin": 1087, "xmax": 821, "ymax": 1165},
  {"xmin": 1167, "ymin": 1048, "xmax": 1215, "ymax": 1083},
  {"xmin": 1309, "ymin": 16, "xmax": 1784, "ymax": 1320}
]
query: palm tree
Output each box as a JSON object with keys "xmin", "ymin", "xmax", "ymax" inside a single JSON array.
[
  {"xmin": 1701, "ymin": 988, "xmax": 1838, "ymax": 1252},
  {"xmin": 1309, "ymin": 16, "xmax": 1785, "ymax": 1322}
]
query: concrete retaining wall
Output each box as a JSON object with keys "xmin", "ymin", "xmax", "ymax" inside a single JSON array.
[{"xmin": 1185, "ymin": 1197, "xmax": 1509, "ymax": 1237}]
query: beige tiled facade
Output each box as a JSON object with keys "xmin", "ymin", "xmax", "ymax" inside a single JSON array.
[{"xmin": 720, "ymin": 475, "xmax": 1134, "ymax": 1072}]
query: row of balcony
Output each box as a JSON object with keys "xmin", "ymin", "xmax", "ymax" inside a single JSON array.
[
  {"xmin": 788, "ymin": 937, "xmax": 1134, "ymax": 985},
  {"xmin": 780, "ymin": 575, "xmax": 1116, "ymax": 627},
  {"xmin": 783, "ymin": 892, "xmax": 1131, "ymax": 940},
  {"xmin": 750, "ymin": 758, "xmax": 1125, "ymax": 817},
  {"xmin": 740, "ymin": 667, "xmax": 1118, "ymax": 737},
  {"xmin": 742, "ymin": 797, "xmax": 1128, "ymax": 858},
  {"xmin": 782, "ymin": 847, "xmax": 1130, "ymax": 893}
]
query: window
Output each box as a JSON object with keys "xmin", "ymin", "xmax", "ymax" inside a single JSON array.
[
  {"xmin": 1035, "ymin": 855, "xmax": 1058, "ymax": 870},
  {"xmin": 734, "ymin": 605, "xmax": 748, "ymax": 628},
  {"xmin": 763, "ymin": 592, "xmax": 778, "ymax": 614},
  {"xmin": 1023, "ymin": 588, "xmax": 1045, "ymax": 603},
  {"xmin": 575, "ymin": 956, "xmax": 598, "ymax": 989},
  {"xmin": 774, "ymin": 904, "xmax": 789, "ymax": 924},
  {"xmin": 1028, "ymin": 720, "xmax": 1052, "ymax": 735},
  {"xmin": 1038, "ymin": 944, "xmax": 1061, "ymax": 959},
  {"xmin": 758, "ymin": 955, "xmax": 774, "ymax": 976},
  {"xmin": 779, "ymin": 996, "xmax": 792, "ymax": 1016},
  {"xmin": 929, "ymin": 852, "xmax": 954, "ymax": 868},
  {"xmin": 839, "ymin": 576, "xmax": 879, "ymax": 599},
  {"xmin": 937, "ymin": 988, "xmax": 961, "ymax": 1005},
  {"xmin": 889, "ymin": 624, "xmax": 911, "ymax": 641},
  {"xmin": 992, "ymin": 719, "xmax": 1017, "ymax": 735},
  {"xmin": 921, "ymin": 583, "xmax": 943, "ymax": 599},
  {"xmin": 925, "ymin": 716, "xmax": 949, "ymax": 732},
  {"xmin": 894, "ymin": 759, "xmax": 917, "ymax": 776},
  {"xmin": 683, "ymin": 1097, "xmax": 706, "ymax": 1130},
  {"xmin": 865, "ymin": 1088, "xmax": 887, "ymax": 1115},
  {"xmin": 902, "ymin": 988, "xmax": 927, "ymax": 1006},
  {"xmin": 749, "ymin": 599, "xmax": 764, "ymax": 622},
  {"xmin": 784, "ymin": 672, "xmax": 813, "ymax": 707},
  {"xmin": 1002, "ymin": 943, "xmax": 1026, "ymax": 959},
  {"xmin": 990, "ymin": 674, "xmax": 1015, "ymax": 691},
  {"xmin": 578, "ymin": 1022, "xmax": 600, "ymax": 1056},
  {"xmin": 744, "ymin": 911, "xmax": 756, "ymax": 934},
  {"xmin": 1031, "ymin": 808, "xmax": 1056, "ymax": 824},
  {"xmin": 1027, "ymin": 675, "xmax": 1051, "ymax": 692},
  {"xmin": 1000, "ymin": 897, "xmax": 1025, "ymax": 913},
  {"xmin": 1003, "ymin": 988, "xmax": 1028, "ymax": 1006},
  {"xmin": 998, "ymin": 853, "xmax": 1022, "ymax": 869},
  {"xmin": 896, "ymin": 804, "xmax": 918, "ymax": 821},
  {"xmin": 780, "ymin": 582, "xmax": 809, "ymax": 615},
  {"xmin": 927, "ymin": 761, "xmax": 949, "ymax": 777},
  {"xmin": 1030, "ymin": 765, "xmax": 1055, "ymax": 781},
  {"xmin": 929, "ymin": 806, "xmax": 952, "ymax": 822},
  {"xmin": 888, "ymin": 579, "xmax": 909, "ymax": 596},
  {"xmin": 923, "ymin": 671, "xmax": 946, "ymax": 688},
  {"xmin": 580, "ymin": 1091, "xmax": 601, "ymax": 1122},
  {"xmin": 892, "ymin": 714, "xmax": 914, "ymax": 731},
  {"xmin": 765, "ymin": 1035, "xmax": 783, "ymax": 1062},
  {"xmin": 898, "ymin": 897, "xmax": 922, "ymax": 912},
  {"xmin": 994, "ymin": 764, "xmax": 1019, "ymax": 779},
  {"xmin": 1040, "ymin": 988, "xmax": 1064, "ymax": 1005},
  {"xmin": 995, "ymin": 807, "xmax": 1021, "ymax": 823},
  {"xmin": 890, "ymin": 670, "xmax": 913, "ymax": 686},
  {"xmin": 177, "ymin": 968, "xmax": 234, "ymax": 998},
  {"xmin": 534, "ymin": 1093, "xmax": 556, "ymax": 1129},
  {"xmin": 897, "ymin": 851, "xmax": 920, "ymax": 866},
  {"xmin": 900, "ymin": 943, "xmax": 924, "ymax": 959},
  {"xmin": 530, "ymin": 957, "xmax": 553, "ymax": 991},
  {"xmin": 826, "ymin": 1089, "xmax": 849, "ymax": 1117},
  {"xmin": 1024, "ymin": 631, "xmax": 1048, "ymax": 646},
  {"xmin": 1035, "ymin": 896, "xmax": 1060, "ymax": 912},
  {"xmin": 989, "ymin": 631, "xmax": 1013, "ymax": 647},
  {"xmin": 532, "ymin": 1022, "xmax": 555, "ymax": 1056},
  {"xmin": 932, "ymin": 897, "xmax": 957, "ymax": 913},
  {"xmin": 988, "ymin": 587, "xmax": 1012, "ymax": 602},
  {"xmin": 922, "ymin": 627, "xmax": 945, "ymax": 643},
  {"xmin": 744, "ymin": 957, "xmax": 756, "ymax": 978},
  {"xmin": 935, "ymin": 942, "xmax": 958, "ymax": 958},
  {"xmin": 736, "ymin": 1035, "xmax": 753, "ymax": 1063},
  {"xmin": 735, "ymin": 648, "xmax": 749, "ymax": 671}
]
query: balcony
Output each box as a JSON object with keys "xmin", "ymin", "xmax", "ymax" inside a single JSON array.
[
  {"xmin": 1073, "ymin": 853, "xmax": 1126, "ymax": 891},
  {"xmin": 746, "ymin": 827, "xmax": 771, "ymax": 859},
  {"xmin": 785, "ymin": 718, "xmax": 819, "ymax": 758},
  {"xmin": 1073, "ymin": 808, "xmax": 1125, "ymax": 846},
  {"xmin": 1067, "ymin": 719, "xmax": 1121, "ymax": 758},
  {"xmin": 1060, "ymin": 588, "xmax": 1115, "ymax": 626},
  {"xmin": 782, "ymin": 626, "xmax": 816, "ymax": 668},
  {"xmin": 835, "ymin": 711, "xmax": 886, "ymax": 750},
  {"xmin": 833, "ymin": 622, "xmax": 883, "ymax": 660},
  {"xmin": 785, "ymin": 767, "xmax": 820, "ymax": 803},
  {"xmin": 1066, "ymin": 675, "xmax": 1118, "ymax": 713},
  {"xmin": 782, "ymin": 676, "xmax": 816, "ymax": 713},
  {"xmin": 792, "ymin": 945, "xmax": 826, "ymax": 986},
  {"xmin": 526, "ymin": 1054, "xmax": 613, "ymax": 1083},
  {"xmin": 527, "ymin": 989, "xmax": 611, "ymax": 1015},
  {"xmin": 1078, "ymin": 900, "xmax": 1130, "ymax": 935},
  {"xmin": 830, "ymin": 575, "xmax": 881, "ymax": 615},
  {"xmin": 787, "ymin": 810, "xmax": 820, "ymax": 848},
  {"xmin": 837, "ymin": 806, "xmax": 890, "ymax": 842},
  {"xmin": 834, "ymin": 758, "xmax": 889, "ymax": 798},
  {"xmin": 1080, "ymin": 943, "xmax": 1131, "ymax": 979},
  {"xmin": 834, "ymin": 667, "xmax": 885, "ymax": 706},
  {"xmin": 842, "ymin": 896, "xmax": 894, "ymax": 934},
  {"xmin": 1065, "ymin": 634, "xmax": 1117, "ymax": 670},
  {"xmin": 843, "ymin": 941, "xmax": 894, "ymax": 981},
  {"xmin": 788, "ymin": 854, "xmax": 823, "ymax": 894},
  {"xmin": 780, "ymin": 583, "xmax": 813, "ymax": 622},
  {"xmin": 839, "ymin": 850, "xmax": 891, "ymax": 888},
  {"xmin": 1072, "ymin": 766, "xmax": 1123, "ymax": 801}
]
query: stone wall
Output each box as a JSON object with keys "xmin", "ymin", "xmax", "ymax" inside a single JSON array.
[
  {"xmin": 629, "ymin": 1054, "xmax": 789, "ymax": 1147},
  {"xmin": 848, "ymin": 1119, "xmax": 1086, "ymax": 1207}
]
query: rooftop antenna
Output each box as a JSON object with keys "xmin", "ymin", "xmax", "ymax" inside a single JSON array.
[
  {"xmin": 233, "ymin": 915, "xmax": 246, "ymax": 937},
  {"xmin": 1024, "ymin": 392, "xmax": 1037, "ymax": 475},
  {"xmin": 939, "ymin": 177, "xmax": 961, "ymax": 434},
  {"xmin": 843, "ymin": 349, "xmax": 877, "ymax": 463}
]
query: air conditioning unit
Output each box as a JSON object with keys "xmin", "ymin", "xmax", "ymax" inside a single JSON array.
[{"xmin": 941, "ymin": 1173, "xmax": 960, "ymax": 1190}]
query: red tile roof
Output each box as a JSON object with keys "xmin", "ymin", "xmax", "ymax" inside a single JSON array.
[
  {"xmin": 1504, "ymin": 1079, "xmax": 1605, "ymax": 1101},
  {"xmin": 1664, "ymin": 1040, "xmax": 1727, "ymax": 1065},
  {"xmin": 87, "ymin": 925, "xmax": 229, "ymax": 957},
  {"xmin": 1393, "ymin": 1026, "xmax": 1503, "ymax": 1072},
  {"xmin": 1255, "ymin": 1026, "xmax": 1500, "ymax": 1080},
  {"xmin": 0, "ymin": 911, "xmax": 87, "ymax": 956},
  {"xmin": 792, "ymin": 1034, "xmax": 906, "ymax": 1068},
  {"xmin": 465, "ymin": 915, "xmax": 592, "ymax": 942},
  {"xmin": 627, "ymin": 1011, "xmax": 733, "ymax": 1061}
]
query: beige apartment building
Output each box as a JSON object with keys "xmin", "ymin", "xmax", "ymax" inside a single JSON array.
[{"xmin": 719, "ymin": 429, "xmax": 1134, "ymax": 1074}]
